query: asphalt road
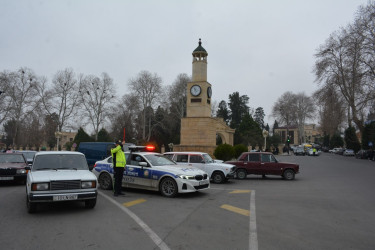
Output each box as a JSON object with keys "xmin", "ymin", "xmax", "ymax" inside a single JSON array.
[{"xmin": 1, "ymin": 153, "xmax": 375, "ymax": 250}]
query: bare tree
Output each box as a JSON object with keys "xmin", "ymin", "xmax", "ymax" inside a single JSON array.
[
  {"xmin": 272, "ymin": 91, "xmax": 296, "ymax": 137},
  {"xmin": 314, "ymin": 86, "xmax": 346, "ymax": 136},
  {"xmin": 168, "ymin": 73, "xmax": 190, "ymax": 119},
  {"xmin": 78, "ymin": 73, "xmax": 116, "ymax": 141},
  {"xmin": 314, "ymin": 2, "xmax": 375, "ymax": 133},
  {"xmin": 36, "ymin": 68, "xmax": 80, "ymax": 148},
  {"xmin": 0, "ymin": 71, "xmax": 13, "ymax": 126},
  {"xmin": 294, "ymin": 92, "xmax": 315, "ymax": 144},
  {"xmin": 128, "ymin": 71, "xmax": 162, "ymax": 142},
  {"xmin": 3, "ymin": 68, "xmax": 39, "ymax": 146}
]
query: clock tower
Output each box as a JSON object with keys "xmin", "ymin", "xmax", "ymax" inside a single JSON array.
[
  {"xmin": 173, "ymin": 39, "xmax": 235, "ymax": 157},
  {"xmin": 187, "ymin": 39, "xmax": 212, "ymax": 117}
]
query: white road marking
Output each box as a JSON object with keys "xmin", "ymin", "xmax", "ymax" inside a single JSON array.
[
  {"xmin": 99, "ymin": 191, "xmax": 171, "ymax": 250},
  {"xmin": 249, "ymin": 190, "xmax": 258, "ymax": 250}
]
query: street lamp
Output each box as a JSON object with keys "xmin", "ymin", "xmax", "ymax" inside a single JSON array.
[{"xmin": 262, "ymin": 130, "xmax": 269, "ymax": 151}]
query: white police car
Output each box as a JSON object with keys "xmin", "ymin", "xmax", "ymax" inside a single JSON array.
[{"xmin": 93, "ymin": 148, "xmax": 210, "ymax": 198}]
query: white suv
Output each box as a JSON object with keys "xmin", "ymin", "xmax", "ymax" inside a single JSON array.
[
  {"xmin": 26, "ymin": 151, "xmax": 98, "ymax": 213},
  {"xmin": 164, "ymin": 152, "xmax": 236, "ymax": 184}
]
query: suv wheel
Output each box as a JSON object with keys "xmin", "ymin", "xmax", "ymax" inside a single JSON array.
[
  {"xmin": 236, "ymin": 169, "xmax": 247, "ymax": 179},
  {"xmin": 211, "ymin": 171, "xmax": 225, "ymax": 184}
]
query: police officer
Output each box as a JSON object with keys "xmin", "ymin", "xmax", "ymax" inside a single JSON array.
[{"xmin": 111, "ymin": 140, "xmax": 126, "ymax": 196}]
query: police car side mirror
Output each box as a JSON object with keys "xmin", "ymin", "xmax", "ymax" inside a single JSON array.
[{"xmin": 139, "ymin": 162, "xmax": 147, "ymax": 168}]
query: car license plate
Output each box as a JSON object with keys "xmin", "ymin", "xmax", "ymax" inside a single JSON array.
[
  {"xmin": 0, "ymin": 177, "xmax": 14, "ymax": 180},
  {"xmin": 199, "ymin": 180, "xmax": 209, "ymax": 185},
  {"xmin": 53, "ymin": 195, "xmax": 78, "ymax": 201}
]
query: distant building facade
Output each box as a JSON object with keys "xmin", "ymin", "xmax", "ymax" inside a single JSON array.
[{"xmin": 274, "ymin": 124, "xmax": 321, "ymax": 145}]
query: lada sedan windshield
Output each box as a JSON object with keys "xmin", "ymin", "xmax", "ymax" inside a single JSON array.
[
  {"xmin": 32, "ymin": 154, "xmax": 89, "ymax": 170},
  {"xmin": 0, "ymin": 154, "xmax": 25, "ymax": 163},
  {"xmin": 143, "ymin": 154, "xmax": 177, "ymax": 166}
]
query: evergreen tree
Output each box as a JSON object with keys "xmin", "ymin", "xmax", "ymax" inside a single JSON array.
[
  {"xmin": 73, "ymin": 127, "xmax": 93, "ymax": 149},
  {"xmin": 237, "ymin": 113, "xmax": 263, "ymax": 148},
  {"xmin": 361, "ymin": 121, "xmax": 375, "ymax": 150},
  {"xmin": 330, "ymin": 133, "xmax": 344, "ymax": 148},
  {"xmin": 216, "ymin": 100, "xmax": 230, "ymax": 125},
  {"xmin": 228, "ymin": 92, "xmax": 249, "ymax": 129},
  {"xmin": 254, "ymin": 107, "xmax": 265, "ymax": 129},
  {"xmin": 97, "ymin": 128, "xmax": 112, "ymax": 142},
  {"xmin": 344, "ymin": 126, "xmax": 361, "ymax": 152}
]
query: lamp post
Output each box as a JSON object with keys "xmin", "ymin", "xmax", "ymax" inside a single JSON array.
[
  {"xmin": 262, "ymin": 130, "xmax": 269, "ymax": 151},
  {"xmin": 55, "ymin": 131, "xmax": 62, "ymax": 151}
]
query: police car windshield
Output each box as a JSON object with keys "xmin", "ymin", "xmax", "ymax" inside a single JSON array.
[
  {"xmin": 202, "ymin": 154, "xmax": 214, "ymax": 163},
  {"xmin": 143, "ymin": 154, "xmax": 176, "ymax": 166}
]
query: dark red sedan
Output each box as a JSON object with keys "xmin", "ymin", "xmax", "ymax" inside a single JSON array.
[
  {"xmin": 225, "ymin": 152, "xmax": 299, "ymax": 180},
  {"xmin": 0, "ymin": 153, "xmax": 28, "ymax": 183}
]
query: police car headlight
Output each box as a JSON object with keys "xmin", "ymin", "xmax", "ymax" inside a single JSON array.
[
  {"xmin": 31, "ymin": 183, "xmax": 49, "ymax": 191},
  {"xmin": 177, "ymin": 174, "xmax": 195, "ymax": 180},
  {"xmin": 17, "ymin": 169, "xmax": 27, "ymax": 174},
  {"xmin": 81, "ymin": 181, "xmax": 96, "ymax": 189}
]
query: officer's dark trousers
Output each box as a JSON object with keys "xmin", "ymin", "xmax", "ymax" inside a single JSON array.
[{"xmin": 114, "ymin": 166, "xmax": 124, "ymax": 194}]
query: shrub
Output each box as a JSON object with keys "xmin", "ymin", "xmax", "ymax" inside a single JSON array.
[
  {"xmin": 214, "ymin": 144, "xmax": 235, "ymax": 161},
  {"xmin": 233, "ymin": 144, "xmax": 248, "ymax": 158}
]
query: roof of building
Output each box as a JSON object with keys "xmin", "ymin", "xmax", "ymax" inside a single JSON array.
[{"xmin": 193, "ymin": 38, "xmax": 207, "ymax": 54}]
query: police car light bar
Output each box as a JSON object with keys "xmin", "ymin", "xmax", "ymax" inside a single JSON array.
[{"xmin": 129, "ymin": 145, "xmax": 156, "ymax": 152}]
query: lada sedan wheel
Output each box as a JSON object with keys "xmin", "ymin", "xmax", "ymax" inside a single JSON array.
[
  {"xmin": 212, "ymin": 171, "xmax": 225, "ymax": 184},
  {"xmin": 159, "ymin": 177, "xmax": 178, "ymax": 198},
  {"xmin": 283, "ymin": 169, "xmax": 295, "ymax": 180},
  {"xmin": 236, "ymin": 169, "xmax": 247, "ymax": 179},
  {"xmin": 26, "ymin": 196, "xmax": 37, "ymax": 213},
  {"xmin": 98, "ymin": 173, "xmax": 113, "ymax": 190},
  {"xmin": 85, "ymin": 198, "xmax": 97, "ymax": 209}
]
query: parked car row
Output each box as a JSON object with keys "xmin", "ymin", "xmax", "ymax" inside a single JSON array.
[{"xmin": 1, "ymin": 144, "xmax": 301, "ymax": 213}]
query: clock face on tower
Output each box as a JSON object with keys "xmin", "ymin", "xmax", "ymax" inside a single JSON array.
[
  {"xmin": 190, "ymin": 85, "xmax": 201, "ymax": 96},
  {"xmin": 207, "ymin": 87, "xmax": 212, "ymax": 98}
]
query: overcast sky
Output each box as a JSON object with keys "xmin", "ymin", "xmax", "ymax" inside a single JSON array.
[{"xmin": 0, "ymin": 0, "xmax": 369, "ymax": 126}]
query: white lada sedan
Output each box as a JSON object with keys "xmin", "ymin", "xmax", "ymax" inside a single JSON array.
[
  {"xmin": 26, "ymin": 151, "xmax": 98, "ymax": 213},
  {"xmin": 93, "ymin": 151, "xmax": 210, "ymax": 198}
]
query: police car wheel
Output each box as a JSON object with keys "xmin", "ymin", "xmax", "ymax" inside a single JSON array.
[
  {"xmin": 99, "ymin": 173, "xmax": 113, "ymax": 190},
  {"xmin": 159, "ymin": 177, "xmax": 178, "ymax": 198}
]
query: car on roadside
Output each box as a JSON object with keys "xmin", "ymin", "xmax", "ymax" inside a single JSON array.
[
  {"xmin": 0, "ymin": 153, "xmax": 28, "ymax": 183},
  {"xmin": 329, "ymin": 148, "xmax": 342, "ymax": 154},
  {"xmin": 294, "ymin": 147, "xmax": 305, "ymax": 156},
  {"xmin": 163, "ymin": 152, "xmax": 236, "ymax": 184},
  {"xmin": 355, "ymin": 149, "xmax": 370, "ymax": 159},
  {"xmin": 19, "ymin": 150, "xmax": 37, "ymax": 165},
  {"xmin": 307, "ymin": 148, "xmax": 320, "ymax": 156},
  {"xmin": 93, "ymin": 147, "xmax": 210, "ymax": 198},
  {"xmin": 25, "ymin": 151, "xmax": 98, "ymax": 213},
  {"xmin": 225, "ymin": 152, "xmax": 299, "ymax": 180},
  {"xmin": 343, "ymin": 149, "xmax": 355, "ymax": 156}
]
